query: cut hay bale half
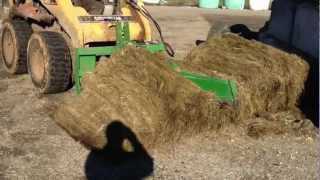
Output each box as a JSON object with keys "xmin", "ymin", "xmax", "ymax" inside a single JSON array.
[{"xmin": 182, "ymin": 34, "xmax": 309, "ymax": 122}]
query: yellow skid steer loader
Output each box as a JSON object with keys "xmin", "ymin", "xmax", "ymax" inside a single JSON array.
[{"xmin": 0, "ymin": 0, "xmax": 158, "ymax": 93}]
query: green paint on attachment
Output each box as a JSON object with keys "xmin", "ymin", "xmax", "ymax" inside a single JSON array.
[{"xmin": 170, "ymin": 62, "xmax": 237, "ymax": 103}]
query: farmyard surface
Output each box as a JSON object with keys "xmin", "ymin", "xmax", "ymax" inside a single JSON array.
[{"xmin": 0, "ymin": 6, "xmax": 317, "ymax": 180}]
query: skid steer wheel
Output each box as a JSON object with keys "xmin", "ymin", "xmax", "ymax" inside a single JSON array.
[
  {"xmin": 27, "ymin": 32, "xmax": 71, "ymax": 94},
  {"xmin": 1, "ymin": 20, "xmax": 32, "ymax": 74}
]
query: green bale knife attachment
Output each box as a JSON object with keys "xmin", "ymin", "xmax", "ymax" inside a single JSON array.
[
  {"xmin": 170, "ymin": 63, "xmax": 237, "ymax": 103},
  {"xmin": 76, "ymin": 21, "xmax": 237, "ymax": 103}
]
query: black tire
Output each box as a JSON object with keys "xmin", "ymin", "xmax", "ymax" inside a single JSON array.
[
  {"xmin": 27, "ymin": 32, "xmax": 71, "ymax": 94},
  {"xmin": 0, "ymin": 19, "xmax": 32, "ymax": 74}
]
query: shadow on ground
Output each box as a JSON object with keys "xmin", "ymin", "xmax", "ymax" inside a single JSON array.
[{"xmin": 85, "ymin": 121, "xmax": 154, "ymax": 180}]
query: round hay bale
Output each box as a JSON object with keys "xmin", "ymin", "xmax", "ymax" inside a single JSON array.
[
  {"xmin": 54, "ymin": 46, "xmax": 236, "ymax": 149},
  {"xmin": 54, "ymin": 35, "xmax": 310, "ymax": 149}
]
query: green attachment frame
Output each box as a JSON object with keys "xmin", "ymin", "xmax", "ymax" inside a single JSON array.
[
  {"xmin": 170, "ymin": 63, "xmax": 237, "ymax": 103},
  {"xmin": 75, "ymin": 21, "xmax": 237, "ymax": 103},
  {"xmin": 183, "ymin": 71, "xmax": 237, "ymax": 103},
  {"xmin": 75, "ymin": 21, "xmax": 166, "ymax": 94}
]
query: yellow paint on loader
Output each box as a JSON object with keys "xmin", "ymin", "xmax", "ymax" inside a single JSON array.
[{"xmin": 41, "ymin": 0, "xmax": 152, "ymax": 47}]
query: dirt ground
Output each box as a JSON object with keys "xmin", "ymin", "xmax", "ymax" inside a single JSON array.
[{"xmin": 0, "ymin": 6, "xmax": 318, "ymax": 180}]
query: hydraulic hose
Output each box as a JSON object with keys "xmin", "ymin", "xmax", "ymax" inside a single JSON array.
[{"xmin": 126, "ymin": 0, "xmax": 175, "ymax": 57}]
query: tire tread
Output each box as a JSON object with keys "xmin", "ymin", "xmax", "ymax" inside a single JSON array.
[{"xmin": 28, "ymin": 31, "xmax": 71, "ymax": 93}]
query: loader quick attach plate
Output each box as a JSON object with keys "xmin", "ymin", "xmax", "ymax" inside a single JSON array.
[
  {"xmin": 75, "ymin": 42, "xmax": 166, "ymax": 94},
  {"xmin": 75, "ymin": 21, "xmax": 166, "ymax": 94},
  {"xmin": 76, "ymin": 22, "xmax": 237, "ymax": 103}
]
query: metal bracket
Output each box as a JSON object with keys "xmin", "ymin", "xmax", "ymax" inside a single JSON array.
[{"xmin": 75, "ymin": 21, "xmax": 165, "ymax": 94}]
